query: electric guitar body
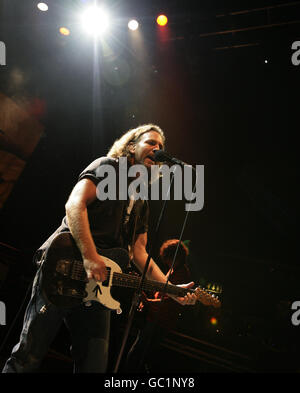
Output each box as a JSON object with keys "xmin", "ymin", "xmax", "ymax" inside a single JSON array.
[{"xmin": 40, "ymin": 232, "xmax": 221, "ymax": 310}]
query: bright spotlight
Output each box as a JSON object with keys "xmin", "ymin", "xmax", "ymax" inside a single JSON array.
[
  {"xmin": 37, "ymin": 3, "xmax": 48, "ymax": 11},
  {"xmin": 157, "ymin": 14, "xmax": 168, "ymax": 26},
  {"xmin": 128, "ymin": 20, "xmax": 139, "ymax": 31},
  {"xmin": 81, "ymin": 6, "xmax": 109, "ymax": 36}
]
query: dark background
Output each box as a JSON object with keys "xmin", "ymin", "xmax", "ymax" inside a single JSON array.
[{"xmin": 0, "ymin": 0, "xmax": 299, "ymax": 373}]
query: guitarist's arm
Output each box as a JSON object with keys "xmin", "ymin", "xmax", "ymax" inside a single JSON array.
[
  {"xmin": 133, "ymin": 233, "xmax": 196, "ymax": 305},
  {"xmin": 65, "ymin": 178, "xmax": 108, "ymax": 282}
]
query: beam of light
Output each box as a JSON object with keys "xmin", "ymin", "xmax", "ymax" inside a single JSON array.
[
  {"xmin": 128, "ymin": 20, "xmax": 139, "ymax": 31},
  {"xmin": 80, "ymin": 6, "xmax": 110, "ymax": 36},
  {"xmin": 128, "ymin": 20, "xmax": 147, "ymax": 63},
  {"xmin": 157, "ymin": 14, "xmax": 168, "ymax": 26},
  {"xmin": 37, "ymin": 3, "xmax": 48, "ymax": 12}
]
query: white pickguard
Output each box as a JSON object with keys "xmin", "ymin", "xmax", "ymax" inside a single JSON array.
[{"xmin": 83, "ymin": 256, "xmax": 122, "ymax": 310}]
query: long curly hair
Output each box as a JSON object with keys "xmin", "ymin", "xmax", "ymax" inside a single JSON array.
[{"xmin": 107, "ymin": 124, "xmax": 165, "ymax": 159}]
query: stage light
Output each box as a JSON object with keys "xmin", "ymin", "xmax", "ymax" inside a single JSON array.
[
  {"xmin": 210, "ymin": 317, "xmax": 218, "ymax": 325},
  {"xmin": 37, "ymin": 3, "xmax": 48, "ymax": 11},
  {"xmin": 59, "ymin": 27, "xmax": 70, "ymax": 36},
  {"xmin": 81, "ymin": 6, "xmax": 109, "ymax": 36},
  {"xmin": 157, "ymin": 14, "xmax": 168, "ymax": 26},
  {"xmin": 128, "ymin": 20, "xmax": 139, "ymax": 31}
]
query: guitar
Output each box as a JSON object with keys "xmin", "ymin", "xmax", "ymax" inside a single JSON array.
[{"xmin": 40, "ymin": 232, "xmax": 221, "ymax": 310}]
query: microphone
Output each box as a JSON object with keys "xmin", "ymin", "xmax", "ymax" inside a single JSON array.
[{"xmin": 153, "ymin": 149, "xmax": 191, "ymax": 167}]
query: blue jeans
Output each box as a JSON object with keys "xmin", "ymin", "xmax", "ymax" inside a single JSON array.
[{"xmin": 2, "ymin": 268, "xmax": 111, "ymax": 373}]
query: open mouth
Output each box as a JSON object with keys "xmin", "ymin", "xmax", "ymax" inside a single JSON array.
[{"xmin": 145, "ymin": 155, "xmax": 155, "ymax": 163}]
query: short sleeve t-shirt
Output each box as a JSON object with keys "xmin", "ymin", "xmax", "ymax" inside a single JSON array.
[{"xmin": 38, "ymin": 157, "xmax": 149, "ymax": 253}]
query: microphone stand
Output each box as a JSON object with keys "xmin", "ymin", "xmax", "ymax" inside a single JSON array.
[
  {"xmin": 113, "ymin": 171, "xmax": 176, "ymax": 373},
  {"xmin": 138, "ymin": 178, "xmax": 198, "ymax": 366}
]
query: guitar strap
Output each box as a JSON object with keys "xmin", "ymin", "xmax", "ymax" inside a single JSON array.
[
  {"xmin": 121, "ymin": 194, "xmax": 136, "ymax": 261},
  {"xmin": 123, "ymin": 196, "xmax": 135, "ymax": 226}
]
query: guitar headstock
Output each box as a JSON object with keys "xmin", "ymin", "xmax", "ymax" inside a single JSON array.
[{"xmin": 195, "ymin": 286, "xmax": 221, "ymax": 308}]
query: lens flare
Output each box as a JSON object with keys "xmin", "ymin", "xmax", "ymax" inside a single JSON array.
[{"xmin": 59, "ymin": 27, "xmax": 70, "ymax": 36}]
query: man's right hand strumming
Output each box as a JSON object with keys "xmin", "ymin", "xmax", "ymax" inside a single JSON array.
[{"xmin": 83, "ymin": 253, "xmax": 108, "ymax": 282}]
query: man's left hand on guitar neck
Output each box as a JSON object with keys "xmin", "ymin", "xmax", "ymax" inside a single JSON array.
[{"xmin": 168, "ymin": 281, "xmax": 196, "ymax": 305}]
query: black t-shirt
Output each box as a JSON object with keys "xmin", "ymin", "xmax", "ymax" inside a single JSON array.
[{"xmin": 38, "ymin": 156, "xmax": 149, "ymax": 253}]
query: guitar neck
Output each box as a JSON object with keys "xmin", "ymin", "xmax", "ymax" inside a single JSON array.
[
  {"xmin": 112, "ymin": 272, "xmax": 193, "ymax": 297},
  {"xmin": 71, "ymin": 259, "xmax": 220, "ymax": 308}
]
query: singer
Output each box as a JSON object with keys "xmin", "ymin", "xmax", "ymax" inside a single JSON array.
[{"xmin": 2, "ymin": 124, "xmax": 199, "ymax": 374}]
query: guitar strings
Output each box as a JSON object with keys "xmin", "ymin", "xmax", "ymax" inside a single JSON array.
[{"xmin": 66, "ymin": 261, "xmax": 219, "ymax": 302}]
